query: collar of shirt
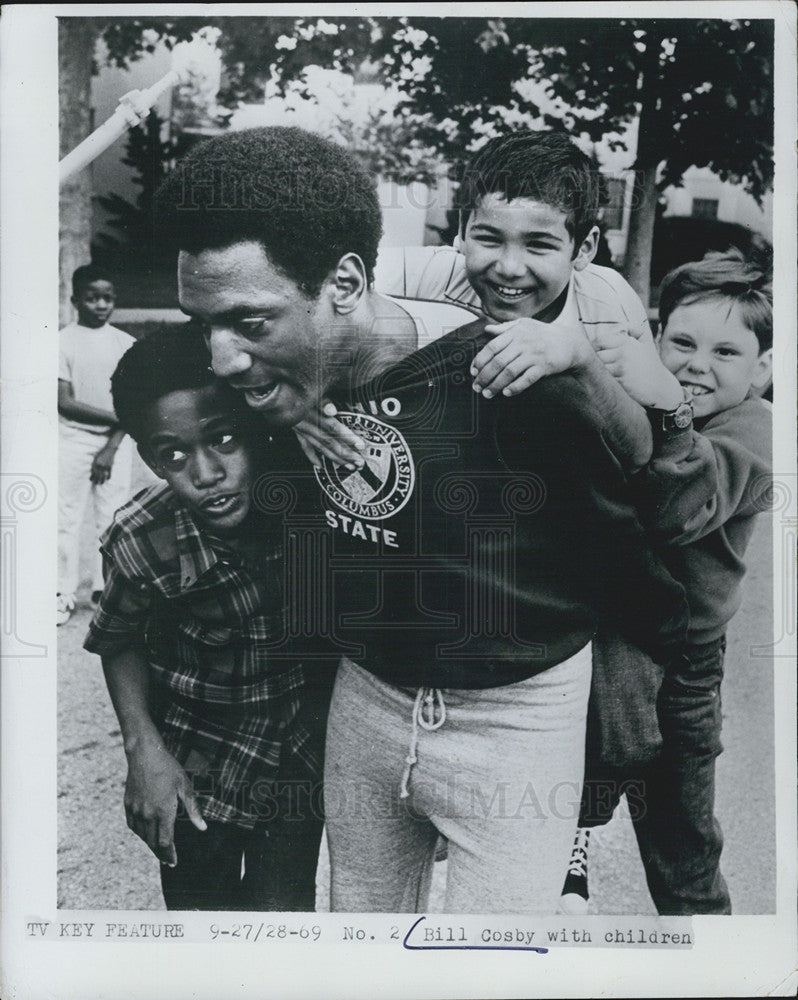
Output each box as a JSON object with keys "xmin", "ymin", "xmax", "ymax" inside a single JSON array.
[
  {"xmin": 556, "ymin": 272, "xmax": 581, "ymax": 327},
  {"xmin": 172, "ymin": 505, "xmax": 230, "ymax": 592}
]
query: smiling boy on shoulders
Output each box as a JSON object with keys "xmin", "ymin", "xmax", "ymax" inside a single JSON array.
[{"xmin": 376, "ymin": 132, "xmax": 661, "ymax": 475}]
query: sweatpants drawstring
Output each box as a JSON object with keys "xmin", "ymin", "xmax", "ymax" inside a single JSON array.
[{"xmin": 399, "ymin": 687, "xmax": 446, "ymax": 799}]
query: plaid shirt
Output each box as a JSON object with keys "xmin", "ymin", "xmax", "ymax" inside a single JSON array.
[{"xmin": 85, "ymin": 483, "xmax": 328, "ymax": 827}]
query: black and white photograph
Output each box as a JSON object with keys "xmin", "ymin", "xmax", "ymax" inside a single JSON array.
[{"xmin": 1, "ymin": 4, "xmax": 796, "ymax": 998}]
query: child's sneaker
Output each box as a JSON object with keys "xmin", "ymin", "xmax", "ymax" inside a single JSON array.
[
  {"xmin": 560, "ymin": 827, "xmax": 590, "ymax": 914},
  {"xmin": 56, "ymin": 593, "xmax": 75, "ymax": 626}
]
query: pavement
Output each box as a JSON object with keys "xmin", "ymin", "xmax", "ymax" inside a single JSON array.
[{"xmin": 57, "ymin": 469, "xmax": 776, "ymax": 914}]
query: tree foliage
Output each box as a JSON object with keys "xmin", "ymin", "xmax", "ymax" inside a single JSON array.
[
  {"xmin": 90, "ymin": 17, "xmax": 207, "ymax": 68},
  {"xmin": 210, "ymin": 15, "xmax": 771, "ymax": 300},
  {"xmin": 63, "ymin": 16, "xmax": 774, "ymax": 306},
  {"xmin": 209, "ymin": 16, "xmax": 773, "ymax": 201},
  {"xmin": 530, "ymin": 18, "xmax": 773, "ymax": 201}
]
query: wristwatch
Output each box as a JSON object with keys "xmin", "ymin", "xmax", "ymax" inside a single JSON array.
[{"xmin": 646, "ymin": 392, "xmax": 693, "ymax": 435}]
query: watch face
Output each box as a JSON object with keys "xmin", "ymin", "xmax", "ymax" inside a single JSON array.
[{"xmin": 674, "ymin": 403, "xmax": 693, "ymax": 429}]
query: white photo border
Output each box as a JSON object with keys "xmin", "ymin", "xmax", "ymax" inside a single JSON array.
[{"xmin": 1, "ymin": 3, "xmax": 796, "ymax": 998}]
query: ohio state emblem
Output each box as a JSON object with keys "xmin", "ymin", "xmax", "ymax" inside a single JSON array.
[{"xmin": 314, "ymin": 411, "xmax": 415, "ymax": 520}]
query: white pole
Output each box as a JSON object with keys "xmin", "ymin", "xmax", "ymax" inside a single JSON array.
[{"xmin": 59, "ymin": 69, "xmax": 181, "ymax": 186}]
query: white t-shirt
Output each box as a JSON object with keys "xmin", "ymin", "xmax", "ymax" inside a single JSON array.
[
  {"xmin": 386, "ymin": 294, "xmax": 481, "ymax": 349},
  {"xmin": 58, "ymin": 321, "xmax": 136, "ymax": 434}
]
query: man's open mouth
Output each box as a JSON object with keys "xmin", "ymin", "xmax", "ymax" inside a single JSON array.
[{"xmin": 243, "ymin": 381, "xmax": 280, "ymax": 407}]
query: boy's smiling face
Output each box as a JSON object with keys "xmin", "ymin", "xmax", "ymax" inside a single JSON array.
[
  {"xmin": 462, "ymin": 193, "xmax": 598, "ymax": 323},
  {"xmin": 659, "ymin": 296, "xmax": 773, "ymax": 419},
  {"xmin": 72, "ymin": 279, "xmax": 116, "ymax": 329},
  {"xmin": 140, "ymin": 383, "xmax": 255, "ymax": 535}
]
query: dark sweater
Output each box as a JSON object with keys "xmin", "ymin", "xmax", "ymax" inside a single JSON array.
[
  {"xmin": 642, "ymin": 396, "xmax": 772, "ymax": 644},
  {"xmin": 269, "ymin": 319, "xmax": 687, "ymax": 688}
]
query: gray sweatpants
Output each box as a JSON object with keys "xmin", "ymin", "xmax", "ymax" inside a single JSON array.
[{"xmin": 324, "ymin": 648, "xmax": 591, "ymax": 914}]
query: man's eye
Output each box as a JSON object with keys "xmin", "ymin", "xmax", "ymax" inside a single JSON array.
[{"xmin": 234, "ymin": 319, "xmax": 269, "ymax": 339}]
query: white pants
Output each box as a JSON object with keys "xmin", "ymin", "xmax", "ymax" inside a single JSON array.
[
  {"xmin": 58, "ymin": 423, "xmax": 133, "ymax": 597},
  {"xmin": 325, "ymin": 645, "xmax": 592, "ymax": 914}
]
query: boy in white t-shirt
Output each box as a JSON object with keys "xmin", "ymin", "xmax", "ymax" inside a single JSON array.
[{"xmin": 57, "ymin": 264, "xmax": 135, "ymax": 625}]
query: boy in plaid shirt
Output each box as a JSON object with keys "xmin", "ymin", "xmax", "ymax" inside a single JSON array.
[{"xmin": 84, "ymin": 324, "xmax": 333, "ymax": 911}]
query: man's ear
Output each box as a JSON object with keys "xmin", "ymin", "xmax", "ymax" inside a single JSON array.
[
  {"xmin": 572, "ymin": 226, "xmax": 600, "ymax": 272},
  {"xmin": 329, "ymin": 253, "xmax": 368, "ymax": 315},
  {"xmin": 752, "ymin": 348, "xmax": 773, "ymax": 391},
  {"xmin": 137, "ymin": 443, "xmax": 165, "ymax": 481}
]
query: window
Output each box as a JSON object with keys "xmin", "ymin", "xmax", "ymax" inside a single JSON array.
[{"xmin": 691, "ymin": 198, "xmax": 719, "ymax": 220}]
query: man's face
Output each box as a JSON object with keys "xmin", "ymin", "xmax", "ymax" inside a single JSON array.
[
  {"xmin": 178, "ymin": 242, "xmax": 341, "ymax": 427},
  {"xmin": 462, "ymin": 194, "xmax": 596, "ymax": 323}
]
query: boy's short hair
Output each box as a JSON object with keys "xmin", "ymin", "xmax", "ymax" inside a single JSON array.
[
  {"xmin": 111, "ymin": 323, "xmax": 249, "ymax": 444},
  {"xmin": 659, "ymin": 247, "xmax": 773, "ymax": 353},
  {"xmin": 457, "ymin": 131, "xmax": 602, "ymax": 246},
  {"xmin": 72, "ymin": 263, "xmax": 115, "ymax": 298},
  {"xmin": 154, "ymin": 126, "xmax": 383, "ymax": 298}
]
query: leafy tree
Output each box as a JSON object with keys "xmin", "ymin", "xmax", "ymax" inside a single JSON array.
[
  {"xmin": 529, "ymin": 18, "xmax": 773, "ymax": 302},
  {"xmin": 212, "ymin": 16, "xmax": 773, "ymax": 304},
  {"xmin": 61, "ymin": 15, "xmax": 773, "ymax": 317},
  {"xmin": 59, "ymin": 17, "xmax": 204, "ymax": 322}
]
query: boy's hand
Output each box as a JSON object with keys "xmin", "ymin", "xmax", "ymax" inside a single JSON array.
[
  {"xmin": 471, "ymin": 319, "xmax": 593, "ymax": 398},
  {"xmin": 124, "ymin": 742, "xmax": 206, "ymax": 866},
  {"xmin": 294, "ymin": 400, "xmax": 366, "ymax": 470},
  {"xmin": 594, "ymin": 327, "xmax": 684, "ymax": 410},
  {"xmin": 90, "ymin": 442, "xmax": 118, "ymax": 485}
]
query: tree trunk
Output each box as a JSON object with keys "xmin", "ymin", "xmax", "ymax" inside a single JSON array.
[
  {"xmin": 59, "ymin": 20, "xmax": 97, "ymax": 325},
  {"xmin": 621, "ymin": 25, "xmax": 665, "ymax": 309},
  {"xmin": 622, "ymin": 163, "xmax": 659, "ymax": 307}
]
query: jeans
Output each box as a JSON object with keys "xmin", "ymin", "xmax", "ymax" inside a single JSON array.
[
  {"xmin": 579, "ymin": 635, "xmax": 730, "ymax": 915},
  {"xmin": 160, "ymin": 764, "xmax": 325, "ymax": 911},
  {"xmin": 160, "ymin": 672, "xmax": 334, "ymax": 912}
]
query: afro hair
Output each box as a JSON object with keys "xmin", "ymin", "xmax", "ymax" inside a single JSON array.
[{"xmin": 154, "ymin": 126, "xmax": 383, "ymax": 297}]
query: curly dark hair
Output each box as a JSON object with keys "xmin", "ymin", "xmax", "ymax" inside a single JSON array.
[
  {"xmin": 111, "ymin": 322, "xmax": 251, "ymax": 444},
  {"xmin": 457, "ymin": 130, "xmax": 602, "ymax": 247},
  {"xmin": 72, "ymin": 263, "xmax": 115, "ymax": 298},
  {"xmin": 154, "ymin": 126, "xmax": 383, "ymax": 297},
  {"xmin": 659, "ymin": 247, "xmax": 772, "ymax": 353}
]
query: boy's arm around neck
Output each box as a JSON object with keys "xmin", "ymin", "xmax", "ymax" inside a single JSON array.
[
  {"xmin": 471, "ymin": 316, "xmax": 653, "ymax": 474},
  {"xmin": 574, "ymin": 345, "xmax": 653, "ymax": 474},
  {"xmin": 640, "ymin": 399, "xmax": 772, "ymax": 545}
]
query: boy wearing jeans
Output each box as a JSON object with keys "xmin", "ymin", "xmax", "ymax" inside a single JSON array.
[
  {"xmin": 84, "ymin": 325, "xmax": 333, "ymax": 910},
  {"xmin": 562, "ymin": 249, "xmax": 773, "ymax": 914}
]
